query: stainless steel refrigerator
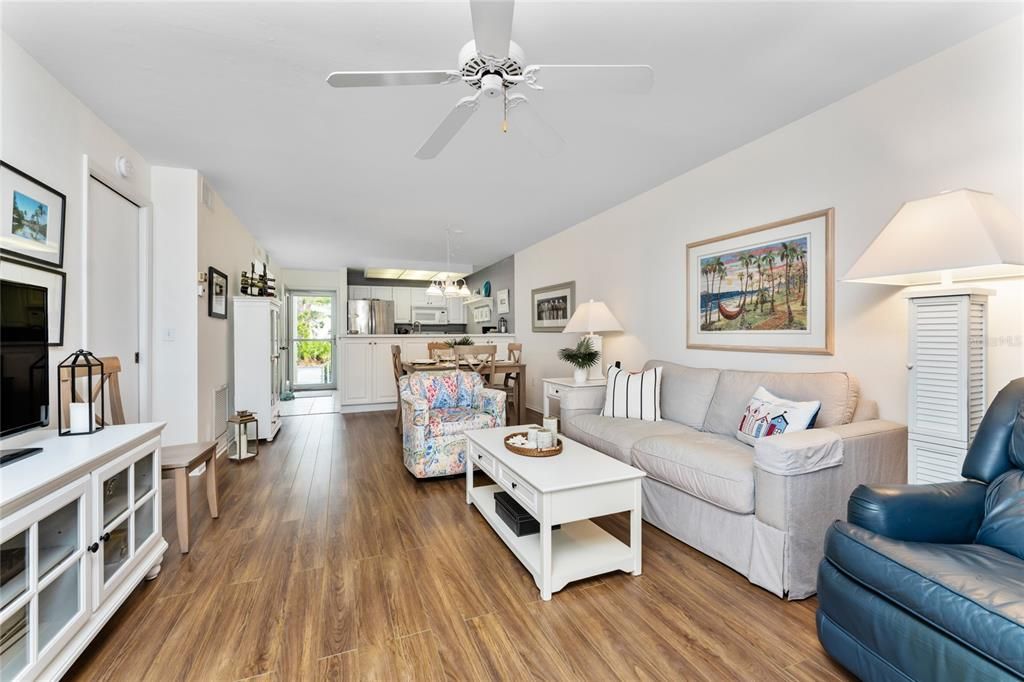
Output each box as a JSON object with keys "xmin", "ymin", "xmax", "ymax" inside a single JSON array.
[{"xmin": 347, "ymin": 299, "xmax": 395, "ymax": 335}]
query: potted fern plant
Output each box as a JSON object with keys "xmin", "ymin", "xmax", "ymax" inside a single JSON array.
[{"xmin": 558, "ymin": 337, "xmax": 600, "ymax": 385}]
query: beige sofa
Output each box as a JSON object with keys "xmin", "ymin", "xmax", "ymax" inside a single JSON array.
[{"xmin": 561, "ymin": 360, "xmax": 907, "ymax": 599}]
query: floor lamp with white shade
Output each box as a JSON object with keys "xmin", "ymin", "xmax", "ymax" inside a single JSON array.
[
  {"xmin": 563, "ymin": 299, "xmax": 624, "ymax": 380},
  {"xmin": 843, "ymin": 189, "xmax": 1024, "ymax": 483}
]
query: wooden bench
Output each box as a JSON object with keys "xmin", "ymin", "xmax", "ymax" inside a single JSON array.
[{"xmin": 161, "ymin": 441, "xmax": 219, "ymax": 553}]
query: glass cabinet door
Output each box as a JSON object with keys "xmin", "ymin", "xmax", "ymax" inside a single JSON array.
[
  {"xmin": 101, "ymin": 466, "xmax": 129, "ymax": 528},
  {"xmin": 0, "ymin": 476, "xmax": 88, "ymax": 681},
  {"xmin": 0, "ymin": 532, "xmax": 28, "ymax": 612},
  {"xmin": 92, "ymin": 440, "xmax": 161, "ymax": 607}
]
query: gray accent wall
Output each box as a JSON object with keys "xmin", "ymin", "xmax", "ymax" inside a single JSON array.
[{"xmin": 465, "ymin": 256, "xmax": 515, "ymax": 335}]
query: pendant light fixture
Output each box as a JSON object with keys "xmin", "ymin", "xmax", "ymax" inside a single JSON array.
[{"xmin": 427, "ymin": 228, "xmax": 472, "ymax": 298}]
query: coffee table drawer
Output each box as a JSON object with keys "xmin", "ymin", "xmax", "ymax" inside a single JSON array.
[
  {"xmin": 497, "ymin": 466, "xmax": 538, "ymax": 512},
  {"xmin": 469, "ymin": 443, "xmax": 496, "ymax": 475}
]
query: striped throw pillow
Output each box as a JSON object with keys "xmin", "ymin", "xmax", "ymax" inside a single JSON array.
[{"xmin": 602, "ymin": 365, "xmax": 662, "ymax": 421}]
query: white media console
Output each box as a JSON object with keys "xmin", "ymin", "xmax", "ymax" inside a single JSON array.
[{"xmin": 0, "ymin": 423, "xmax": 167, "ymax": 681}]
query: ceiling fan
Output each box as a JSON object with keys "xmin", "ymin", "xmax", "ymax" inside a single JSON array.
[{"xmin": 326, "ymin": 0, "xmax": 654, "ymax": 159}]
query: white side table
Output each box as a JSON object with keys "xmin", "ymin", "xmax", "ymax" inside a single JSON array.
[{"xmin": 542, "ymin": 377, "xmax": 606, "ymax": 418}]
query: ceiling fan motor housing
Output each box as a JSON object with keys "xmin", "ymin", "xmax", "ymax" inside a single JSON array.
[{"xmin": 458, "ymin": 40, "xmax": 525, "ymax": 91}]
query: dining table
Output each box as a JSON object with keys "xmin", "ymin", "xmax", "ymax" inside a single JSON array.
[{"xmin": 401, "ymin": 359, "xmax": 527, "ymax": 425}]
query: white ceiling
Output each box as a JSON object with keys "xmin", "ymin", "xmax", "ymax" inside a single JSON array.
[{"xmin": 3, "ymin": 2, "xmax": 1019, "ymax": 271}]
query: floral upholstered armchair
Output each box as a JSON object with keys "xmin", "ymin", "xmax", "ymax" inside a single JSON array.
[{"xmin": 400, "ymin": 370, "xmax": 506, "ymax": 478}]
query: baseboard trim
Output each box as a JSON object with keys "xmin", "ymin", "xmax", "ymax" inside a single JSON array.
[{"xmin": 340, "ymin": 403, "xmax": 396, "ymax": 414}]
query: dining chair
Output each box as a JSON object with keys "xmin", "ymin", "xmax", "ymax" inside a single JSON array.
[
  {"xmin": 391, "ymin": 344, "xmax": 404, "ymax": 432},
  {"xmin": 502, "ymin": 343, "xmax": 522, "ymax": 424},
  {"xmin": 455, "ymin": 344, "xmax": 497, "ymax": 380},
  {"xmin": 427, "ymin": 341, "xmax": 453, "ymax": 361}
]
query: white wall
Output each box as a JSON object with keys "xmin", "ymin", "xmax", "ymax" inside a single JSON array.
[
  {"xmin": 197, "ymin": 180, "xmax": 267, "ymax": 442},
  {"xmin": 1, "ymin": 34, "xmax": 151, "ymax": 432},
  {"xmin": 515, "ymin": 20, "xmax": 1023, "ymax": 420},
  {"xmin": 151, "ymin": 168, "xmax": 198, "ymax": 445}
]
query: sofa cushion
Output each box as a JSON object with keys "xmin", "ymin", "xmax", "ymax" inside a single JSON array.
[
  {"xmin": 703, "ymin": 370, "xmax": 859, "ymax": 436},
  {"xmin": 825, "ymin": 521, "xmax": 1024, "ymax": 676},
  {"xmin": 643, "ymin": 360, "xmax": 720, "ymax": 429},
  {"xmin": 631, "ymin": 433, "xmax": 755, "ymax": 514},
  {"xmin": 563, "ymin": 414, "xmax": 695, "ymax": 464},
  {"xmin": 426, "ymin": 407, "xmax": 496, "ymax": 438}
]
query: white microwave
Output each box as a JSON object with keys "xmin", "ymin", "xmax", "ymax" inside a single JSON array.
[{"xmin": 411, "ymin": 306, "xmax": 447, "ymax": 324}]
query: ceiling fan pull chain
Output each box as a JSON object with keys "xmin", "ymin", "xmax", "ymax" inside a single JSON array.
[{"xmin": 502, "ymin": 88, "xmax": 509, "ymax": 133}]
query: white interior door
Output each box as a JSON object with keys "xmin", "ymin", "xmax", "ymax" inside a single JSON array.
[{"xmin": 87, "ymin": 178, "xmax": 140, "ymax": 423}]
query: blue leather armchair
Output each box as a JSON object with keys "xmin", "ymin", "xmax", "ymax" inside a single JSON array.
[{"xmin": 817, "ymin": 378, "xmax": 1024, "ymax": 681}]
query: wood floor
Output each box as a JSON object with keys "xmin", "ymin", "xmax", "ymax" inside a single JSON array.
[{"xmin": 65, "ymin": 410, "xmax": 853, "ymax": 682}]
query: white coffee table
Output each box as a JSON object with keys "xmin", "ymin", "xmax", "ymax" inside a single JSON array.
[{"xmin": 464, "ymin": 425, "xmax": 645, "ymax": 600}]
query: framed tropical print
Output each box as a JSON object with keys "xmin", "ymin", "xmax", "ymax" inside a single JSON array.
[
  {"xmin": 531, "ymin": 281, "xmax": 575, "ymax": 332},
  {"xmin": 1, "ymin": 162, "xmax": 66, "ymax": 268},
  {"xmin": 686, "ymin": 208, "xmax": 834, "ymax": 355}
]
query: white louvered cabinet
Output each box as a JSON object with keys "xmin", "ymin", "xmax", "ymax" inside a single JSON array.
[{"xmin": 905, "ymin": 288, "xmax": 991, "ymax": 484}]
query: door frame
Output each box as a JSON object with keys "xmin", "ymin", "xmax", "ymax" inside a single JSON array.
[
  {"xmin": 287, "ymin": 289, "xmax": 338, "ymax": 391},
  {"xmin": 83, "ymin": 157, "xmax": 152, "ymax": 422}
]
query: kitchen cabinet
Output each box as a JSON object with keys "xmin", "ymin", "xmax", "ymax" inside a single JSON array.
[
  {"xmin": 0, "ymin": 424, "xmax": 166, "ymax": 682},
  {"xmin": 392, "ymin": 287, "xmax": 412, "ymax": 323},
  {"xmin": 341, "ymin": 339, "xmax": 398, "ymax": 405},
  {"xmin": 341, "ymin": 339, "xmax": 373, "ymax": 404},
  {"xmin": 409, "ymin": 288, "xmax": 445, "ymax": 307},
  {"xmin": 447, "ymin": 298, "xmax": 465, "ymax": 324},
  {"xmin": 348, "ymin": 285, "xmax": 371, "ymax": 300},
  {"xmin": 370, "ymin": 286, "xmax": 393, "ymax": 301}
]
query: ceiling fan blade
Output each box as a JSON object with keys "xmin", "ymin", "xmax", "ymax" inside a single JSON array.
[
  {"xmin": 326, "ymin": 70, "xmax": 457, "ymax": 88},
  {"xmin": 524, "ymin": 64, "xmax": 654, "ymax": 94},
  {"xmin": 507, "ymin": 94, "xmax": 564, "ymax": 158},
  {"xmin": 415, "ymin": 92, "xmax": 483, "ymax": 159},
  {"xmin": 470, "ymin": 0, "xmax": 515, "ymax": 59}
]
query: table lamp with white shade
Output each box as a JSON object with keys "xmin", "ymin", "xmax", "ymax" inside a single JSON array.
[
  {"xmin": 844, "ymin": 188, "xmax": 1023, "ymax": 483},
  {"xmin": 563, "ymin": 299, "xmax": 624, "ymax": 380}
]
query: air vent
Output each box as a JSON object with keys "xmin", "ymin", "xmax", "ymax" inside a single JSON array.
[{"xmin": 214, "ymin": 384, "xmax": 231, "ymax": 452}]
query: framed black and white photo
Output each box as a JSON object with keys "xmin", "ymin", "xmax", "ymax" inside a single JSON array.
[
  {"xmin": 531, "ymin": 281, "xmax": 575, "ymax": 332},
  {"xmin": 496, "ymin": 288, "xmax": 510, "ymax": 314},
  {"xmin": 208, "ymin": 266, "xmax": 228, "ymax": 319},
  {"xmin": 1, "ymin": 162, "xmax": 66, "ymax": 268},
  {"xmin": 1, "ymin": 256, "xmax": 66, "ymax": 345}
]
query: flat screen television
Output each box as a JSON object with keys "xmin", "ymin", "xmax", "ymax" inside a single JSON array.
[{"xmin": 1, "ymin": 279, "xmax": 50, "ymax": 437}]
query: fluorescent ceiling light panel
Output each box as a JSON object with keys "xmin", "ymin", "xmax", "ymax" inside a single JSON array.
[
  {"xmin": 398, "ymin": 270, "xmax": 438, "ymax": 280},
  {"xmin": 364, "ymin": 267, "xmax": 404, "ymax": 279}
]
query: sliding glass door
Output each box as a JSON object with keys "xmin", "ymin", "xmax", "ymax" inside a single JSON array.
[{"xmin": 289, "ymin": 290, "xmax": 336, "ymax": 390}]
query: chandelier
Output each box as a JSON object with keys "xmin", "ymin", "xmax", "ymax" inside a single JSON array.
[{"xmin": 426, "ymin": 229, "xmax": 471, "ymax": 298}]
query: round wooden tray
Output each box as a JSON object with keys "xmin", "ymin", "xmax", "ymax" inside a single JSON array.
[{"xmin": 503, "ymin": 432, "xmax": 563, "ymax": 457}]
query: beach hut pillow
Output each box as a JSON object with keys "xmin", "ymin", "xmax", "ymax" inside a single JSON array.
[{"xmin": 736, "ymin": 386, "xmax": 821, "ymax": 446}]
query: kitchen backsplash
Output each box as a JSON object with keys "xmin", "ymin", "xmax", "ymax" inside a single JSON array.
[{"xmin": 393, "ymin": 323, "xmax": 468, "ymax": 335}]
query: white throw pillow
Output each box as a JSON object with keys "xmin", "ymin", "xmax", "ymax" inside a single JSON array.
[
  {"xmin": 736, "ymin": 386, "xmax": 821, "ymax": 446},
  {"xmin": 602, "ymin": 365, "xmax": 662, "ymax": 421}
]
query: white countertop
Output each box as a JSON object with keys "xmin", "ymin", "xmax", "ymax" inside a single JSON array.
[
  {"xmin": 1, "ymin": 423, "xmax": 165, "ymax": 513},
  {"xmin": 344, "ymin": 333, "xmax": 516, "ymax": 338}
]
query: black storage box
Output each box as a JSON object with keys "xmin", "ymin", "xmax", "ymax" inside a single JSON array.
[{"xmin": 494, "ymin": 491, "xmax": 558, "ymax": 537}]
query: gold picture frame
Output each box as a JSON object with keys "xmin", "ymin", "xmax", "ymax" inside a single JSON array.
[{"xmin": 686, "ymin": 208, "xmax": 834, "ymax": 355}]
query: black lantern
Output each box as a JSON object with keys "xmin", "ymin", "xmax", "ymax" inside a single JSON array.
[{"xmin": 57, "ymin": 350, "xmax": 104, "ymax": 436}]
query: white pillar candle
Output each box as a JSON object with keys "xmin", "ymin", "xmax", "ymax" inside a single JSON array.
[
  {"xmin": 70, "ymin": 403, "xmax": 90, "ymax": 434},
  {"xmin": 543, "ymin": 417, "xmax": 559, "ymax": 435}
]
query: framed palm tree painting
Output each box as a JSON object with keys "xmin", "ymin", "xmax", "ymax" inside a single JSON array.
[{"xmin": 686, "ymin": 208, "xmax": 834, "ymax": 355}]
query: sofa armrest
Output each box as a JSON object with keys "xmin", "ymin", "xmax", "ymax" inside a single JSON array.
[
  {"xmin": 847, "ymin": 480, "xmax": 987, "ymax": 543},
  {"xmin": 753, "ymin": 419, "xmax": 908, "ymax": 599},
  {"xmin": 754, "ymin": 429, "xmax": 844, "ymax": 476},
  {"xmin": 401, "ymin": 393, "xmax": 428, "ymax": 427},
  {"xmin": 475, "ymin": 387, "xmax": 507, "ymax": 424}
]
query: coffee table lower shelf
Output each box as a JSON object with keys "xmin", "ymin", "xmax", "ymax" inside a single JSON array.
[{"xmin": 469, "ymin": 484, "xmax": 635, "ymax": 598}]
